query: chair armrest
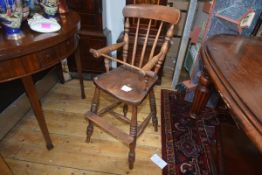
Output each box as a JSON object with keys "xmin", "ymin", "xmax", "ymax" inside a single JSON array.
[
  {"xmin": 90, "ymin": 42, "xmax": 125, "ymax": 58},
  {"xmin": 142, "ymin": 52, "xmax": 163, "ymax": 71},
  {"xmin": 95, "ymin": 52, "xmax": 157, "ymax": 78}
]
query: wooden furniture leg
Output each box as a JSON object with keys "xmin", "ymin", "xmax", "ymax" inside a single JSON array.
[
  {"xmin": 74, "ymin": 46, "xmax": 86, "ymax": 99},
  {"xmin": 21, "ymin": 76, "xmax": 54, "ymax": 150},
  {"xmin": 56, "ymin": 63, "xmax": 65, "ymax": 84},
  {"xmin": 128, "ymin": 105, "xmax": 138, "ymax": 169},
  {"xmin": 190, "ymin": 72, "xmax": 211, "ymax": 119},
  {"xmin": 149, "ymin": 90, "xmax": 158, "ymax": 131},
  {"xmin": 123, "ymin": 104, "xmax": 128, "ymax": 118},
  {"xmin": 216, "ymin": 123, "xmax": 224, "ymax": 175},
  {"xmin": 0, "ymin": 154, "xmax": 12, "ymax": 175},
  {"xmin": 86, "ymin": 87, "xmax": 100, "ymax": 142}
]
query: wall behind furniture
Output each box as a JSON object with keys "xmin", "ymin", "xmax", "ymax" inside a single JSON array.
[
  {"xmin": 102, "ymin": 0, "xmax": 125, "ymax": 46},
  {"xmin": 102, "ymin": 0, "xmax": 125, "ymax": 67}
]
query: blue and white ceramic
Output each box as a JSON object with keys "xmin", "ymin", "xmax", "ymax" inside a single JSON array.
[
  {"xmin": 22, "ymin": 0, "xmax": 30, "ymax": 20},
  {"xmin": 28, "ymin": 0, "xmax": 41, "ymax": 16},
  {"xmin": 0, "ymin": 0, "xmax": 24, "ymax": 39},
  {"xmin": 41, "ymin": 0, "xmax": 58, "ymax": 18}
]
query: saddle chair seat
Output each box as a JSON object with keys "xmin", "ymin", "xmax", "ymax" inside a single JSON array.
[{"xmin": 94, "ymin": 66, "xmax": 158, "ymax": 105}]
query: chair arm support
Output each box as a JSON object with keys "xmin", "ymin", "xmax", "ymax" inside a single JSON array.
[
  {"xmin": 142, "ymin": 52, "xmax": 163, "ymax": 71},
  {"xmin": 90, "ymin": 42, "xmax": 125, "ymax": 58},
  {"xmin": 99, "ymin": 53, "xmax": 156, "ymax": 78}
]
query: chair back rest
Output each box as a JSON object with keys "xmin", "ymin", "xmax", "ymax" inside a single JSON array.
[{"xmin": 122, "ymin": 4, "xmax": 180, "ymax": 73}]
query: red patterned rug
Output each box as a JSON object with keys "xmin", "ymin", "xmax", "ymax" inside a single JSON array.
[{"xmin": 161, "ymin": 89, "xmax": 219, "ymax": 175}]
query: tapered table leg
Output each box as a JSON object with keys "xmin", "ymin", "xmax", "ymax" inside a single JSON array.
[
  {"xmin": 74, "ymin": 46, "xmax": 86, "ymax": 99},
  {"xmin": 21, "ymin": 76, "xmax": 54, "ymax": 150}
]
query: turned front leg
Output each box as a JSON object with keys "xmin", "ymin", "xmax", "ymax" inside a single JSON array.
[
  {"xmin": 190, "ymin": 72, "xmax": 211, "ymax": 119},
  {"xmin": 128, "ymin": 105, "xmax": 137, "ymax": 169},
  {"xmin": 86, "ymin": 87, "xmax": 100, "ymax": 142},
  {"xmin": 149, "ymin": 90, "xmax": 158, "ymax": 131}
]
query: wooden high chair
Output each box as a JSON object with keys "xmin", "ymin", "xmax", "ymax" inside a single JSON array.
[{"xmin": 85, "ymin": 4, "xmax": 180, "ymax": 169}]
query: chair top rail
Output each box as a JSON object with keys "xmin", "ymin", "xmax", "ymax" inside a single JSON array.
[{"xmin": 123, "ymin": 4, "xmax": 180, "ymax": 25}]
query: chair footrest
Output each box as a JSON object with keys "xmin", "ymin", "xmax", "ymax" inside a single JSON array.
[{"xmin": 85, "ymin": 111, "xmax": 134, "ymax": 145}]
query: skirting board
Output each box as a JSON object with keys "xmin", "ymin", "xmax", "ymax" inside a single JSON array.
[{"xmin": 0, "ymin": 68, "xmax": 58, "ymax": 140}]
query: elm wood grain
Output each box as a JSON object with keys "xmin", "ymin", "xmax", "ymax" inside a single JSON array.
[
  {"xmin": 0, "ymin": 11, "xmax": 85, "ymax": 149},
  {"xmin": 86, "ymin": 4, "xmax": 180, "ymax": 169},
  {"xmin": 191, "ymin": 35, "xmax": 262, "ymax": 152}
]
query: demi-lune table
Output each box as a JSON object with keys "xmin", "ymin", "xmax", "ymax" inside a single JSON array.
[{"xmin": 0, "ymin": 11, "xmax": 85, "ymax": 150}]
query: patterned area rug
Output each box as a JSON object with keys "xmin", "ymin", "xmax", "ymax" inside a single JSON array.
[{"xmin": 161, "ymin": 89, "xmax": 219, "ymax": 175}]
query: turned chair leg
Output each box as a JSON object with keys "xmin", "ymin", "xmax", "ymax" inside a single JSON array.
[
  {"xmin": 149, "ymin": 90, "xmax": 158, "ymax": 131},
  {"xmin": 128, "ymin": 105, "xmax": 137, "ymax": 169},
  {"xmin": 86, "ymin": 87, "xmax": 100, "ymax": 142}
]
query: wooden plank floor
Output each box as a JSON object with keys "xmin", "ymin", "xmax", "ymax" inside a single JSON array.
[{"xmin": 0, "ymin": 76, "xmax": 173, "ymax": 175}]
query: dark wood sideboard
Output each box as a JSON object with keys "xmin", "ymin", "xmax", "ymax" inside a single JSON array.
[{"xmin": 67, "ymin": 0, "xmax": 107, "ymax": 74}]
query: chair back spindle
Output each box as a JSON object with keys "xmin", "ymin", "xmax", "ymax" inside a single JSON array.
[
  {"xmin": 154, "ymin": 24, "xmax": 174, "ymax": 73},
  {"xmin": 149, "ymin": 21, "xmax": 163, "ymax": 61},
  {"xmin": 122, "ymin": 4, "xmax": 180, "ymax": 74},
  {"xmin": 87, "ymin": 5, "xmax": 180, "ymax": 169},
  {"xmin": 139, "ymin": 19, "xmax": 152, "ymax": 68},
  {"xmin": 123, "ymin": 18, "xmax": 130, "ymax": 63},
  {"xmin": 131, "ymin": 18, "xmax": 140, "ymax": 65}
]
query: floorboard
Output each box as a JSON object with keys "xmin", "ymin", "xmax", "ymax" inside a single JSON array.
[{"xmin": 0, "ymin": 76, "xmax": 173, "ymax": 175}]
